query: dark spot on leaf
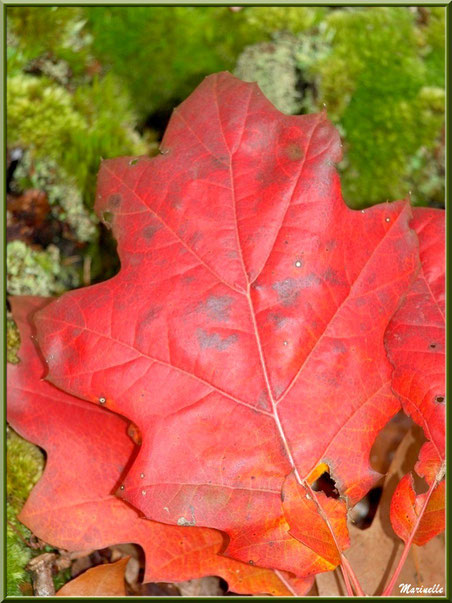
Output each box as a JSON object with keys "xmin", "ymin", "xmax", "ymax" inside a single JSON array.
[
  {"xmin": 332, "ymin": 340, "xmax": 346, "ymax": 355},
  {"xmin": 324, "ymin": 267, "xmax": 345, "ymax": 287},
  {"xmin": 142, "ymin": 306, "xmax": 162, "ymax": 324},
  {"xmin": 430, "ymin": 343, "xmax": 437, "ymax": 349},
  {"xmin": 435, "ymin": 396, "xmax": 445, "ymax": 404},
  {"xmin": 142, "ymin": 223, "xmax": 162, "ymax": 240},
  {"xmin": 197, "ymin": 295, "xmax": 234, "ymax": 321},
  {"xmin": 99, "ymin": 396, "xmax": 106, "ymax": 405},
  {"xmin": 257, "ymin": 391, "xmax": 270, "ymax": 411},
  {"xmin": 196, "ymin": 328, "xmax": 238, "ymax": 351},
  {"xmin": 272, "ymin": 278, "xmax": 299, "ymax": 307},
  {"xmin": 248, "ymin": 560, "xmax": 255, "ymax": 566},
  {"xmin": 286, "ymin": 144, "xmax": 304, "ymax": 161},
  {"xmin": 267, "ymin": 312, "xmax": 287, "ymax": 330},
  {"xmin": 108, "ymin": 194, "xmax": 122, "ymax": 208},
  {"xmin": 129, "ymin": 158, "xmax": 139, "ymax": 166}
]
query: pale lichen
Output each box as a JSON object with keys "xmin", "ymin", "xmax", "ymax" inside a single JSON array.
[
  {"xmin": 235, "ymin": 34, "xmax": 302, "ymax": 115},
  {"xmin": 7, "ymin": 240, "xmax": 79, "ymax": 296}
]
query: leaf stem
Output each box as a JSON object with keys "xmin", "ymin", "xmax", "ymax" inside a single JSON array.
[
  {"xmin": 340, "ymin": 561, "xmax": 355, "ymax": 596},
  {"xmin": 303, "ymin": 482, "xmax": 365, "ymax": 596},
  {"xmin": 381, "ymin": 477, "xmax": 438, "ymax": 596},
  {"xmin": 341, "ymin": 554, "xmax": 365, "ymax": 596},
  {"xmin": 274, "ymin": 569, "xmax": 298, "ymax": 596}
]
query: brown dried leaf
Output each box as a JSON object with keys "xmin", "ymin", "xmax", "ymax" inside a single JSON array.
[{"xmin": 56, "ymin": 558, "xmax": 129, "ymax": 597}]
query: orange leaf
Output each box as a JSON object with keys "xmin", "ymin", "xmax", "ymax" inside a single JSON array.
[
  {"xmin": 56, "ymin": 558, "xmax": 129, "ymax": 597},
  {"xmin": 282, "ymin": 471, "xmax": 349, "ymax": 567},
  {"xmin": 390, "ymin": 474, "xmax": 445, "ymax": 546}
]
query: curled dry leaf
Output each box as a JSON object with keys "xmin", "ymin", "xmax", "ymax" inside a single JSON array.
[
  {"xmin": 56, "ymin": 558, "xmax": 129, "ymax": 597},
  {"xmin": 7, "ymin": 296, "xmax": 312, "ymax": 597},
  {"xmin": 34, "ymin": 72, "xmax": 420, "ymax": 578}
]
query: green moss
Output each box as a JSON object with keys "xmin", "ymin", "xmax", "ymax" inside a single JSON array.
[
  {"xmin": 7, "ymin": 428, "xmax": 45, "ymax": 596},
  {"xmin": 234, "ymin": 7, "xmax": 444, "ymax": 208},
  {"xmin": 235, "ymin": 34, "xmax": 302, "ymax": 115},
  {"xmin": 85, "ymin": 6, "xmax": 260, "ymax": 116},
  {"xmin": 7, "ymin": 72, "xmax": 146, "ymax": 203},
  {"xmin": 309, "ymin": 7, "xmax": 445, "ymax": 206},
  {"xmin": 7, "ymin": 7, "xmax": 92, "ymax": 79},
  {"xmin": 7, "ymin": 241, "xmax": 79, "ymax": 296},
  {"xmin": 419, "ymin": 8, "xmax": 446, "ymax": 87},
  {"xmin": 70, "ymin": 73, "xmax": 147, "ymax": 203},
  {"xmin": 7, "ymin": 317, "xmax": 21, "ymax": 364},
  {"xmin": 7, "ymin": 74, "xmax": 85, "ymax": 162},
  {"xmin": 243, "ymin": 6, "xmax": 327, "ymax": 36}
]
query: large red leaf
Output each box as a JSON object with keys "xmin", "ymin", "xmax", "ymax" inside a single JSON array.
[
  {"xmin": 7, "ymin": 296, "xmax": 313, "ymax": 596},
  {"xmin": 34, "ymin": 73, "xmax": 419, "ymax": 575},
  {"xmin": 385, "ymin": 208, "xmax": 445, "ymax": 545},
  {"xmin": 385, "ymin": 208, "xmax": 445, "ymax": 483}
]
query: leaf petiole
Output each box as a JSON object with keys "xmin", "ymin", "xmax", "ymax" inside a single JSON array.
[
  {"xmin": 341, "ymin": 554, "xmax": 365, "ymax": 596},
  {"xmin": 381, "ymin": 476, "xmax": 439, "ymax": 596},
  {"xmin": 339, "ymin": 561, "xmax": 355, "ymax": 596}
]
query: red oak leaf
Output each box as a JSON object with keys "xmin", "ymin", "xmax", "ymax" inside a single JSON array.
[
  {"xmin": 390, "ymin": 474, "xmax": 445, "ymax": 547},
  {"xmin": 34, "ymin": 73, "xmax": 419, "ymax": 575},
  {"xmin": 385, "ymin": 208, "xmax": 445, "ymax": 546},
  {"xmin": 7, "ymin": 296, "xmax": 313, "ymax": 597},
  {"xmin": 385, "ymin": 208, "xmax": 445, "ymax": 484}
]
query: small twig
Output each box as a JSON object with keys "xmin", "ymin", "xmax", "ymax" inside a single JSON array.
[
  {"xmin": 382, "ymin": 477, "xmax": 439, "ymax": 596},
  {"xmin": 7, "ymin": 520, "xmax": 40, "ymax": 550},
  {"xmin": 27, "ymin": 552, "xmax": 56, "ymax": 596},
  {"xmin": 83, "ymin": 255, "xmax": 92, "ymax": 286}
]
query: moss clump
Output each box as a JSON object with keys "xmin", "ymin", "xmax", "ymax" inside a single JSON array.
[
  {"xmin": 7, "ymin": 6, "xmax": 149, "ymax": 208},
  {"xmin": 7, "ymin": 72, "xmax": 146, "ymax": 205},
  {"xmin": 243, "ymin": 6, "xmax": 326, "ymax": 35},
  {"xmin": 7, "ymin": 428, "xmax": 45, "ymax": 596},
  {"xmin": 7, "ymin": 241, "xmax": 79, "ymax": 296},
  {"xmin": 85, "ymin": 6, "xmax": 260, "ymax": 117},
  {"xmin": 309, "ymin": 7, "xmax": 445, "ymax": 207},
  {"xmin": 234, "ymin": 6, "xmax": 444, "ymax": 208},
  {"xmin": 235, "ymin": 34, "xmax": 302, "ymax": 115},
  {"xmin": 7, "ymin": 317, "xmax": 21, "ymax": 364},
  {"xmin": 7, "ymin": 7, "xmax": 92, "ymax": 79},
  {"xmin": 7, "ymin": 74, "xmax": 84, "ymax": 162}
]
